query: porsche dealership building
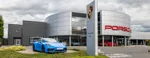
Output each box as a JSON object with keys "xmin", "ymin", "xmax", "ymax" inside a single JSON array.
[
  {"xmin": 7, "ymin": 10, "xmax": 149, "ymax": 46},
  {"xmin": 46, "ymin": 10, "xmax": 131, "ymax": 47}
]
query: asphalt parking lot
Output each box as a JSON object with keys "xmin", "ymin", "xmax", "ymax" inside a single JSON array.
[
  {"xmin": 26, "ymin": 46, "xmax": 150, "ymax": 58},
  {"xmin": 68, "ymin": 46, "xmax": 150, "ymax": 58},
  {"xmin": 100, "ymin": 46, "xmax": 150, "ymax": 58}
]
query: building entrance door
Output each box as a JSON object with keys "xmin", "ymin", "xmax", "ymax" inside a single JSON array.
[
  {"xmin": 15, "ymin": 39, "xmax": 21, "ymax": 45},
  {"xmin": 13, "ymin": 37, "xmax": 21, "ymax": 45}
]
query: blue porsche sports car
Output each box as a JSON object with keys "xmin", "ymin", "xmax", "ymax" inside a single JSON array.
[{"xmin": 32, "ymin": 38, "xmax": 67, "ymax": 53}]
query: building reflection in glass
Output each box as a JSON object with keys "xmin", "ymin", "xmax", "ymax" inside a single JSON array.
[{"xmin": 72, "ymin": 17, "xmax": 87, "ymax": 35}]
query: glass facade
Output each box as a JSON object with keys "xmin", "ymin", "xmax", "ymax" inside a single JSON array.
[{"xmin": 72, "ymin": 17, "xmax": 87, "ymax": 35}]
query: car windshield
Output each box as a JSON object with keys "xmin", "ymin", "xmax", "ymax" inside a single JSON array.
[{"xmin": 42, "ymin": 38, "xmax": 57, "ymax": 42}]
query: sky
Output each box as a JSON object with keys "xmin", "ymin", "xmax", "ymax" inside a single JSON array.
[{"xmin": 0, "ymin": 0, "xmax": 150, "ymax": 38}]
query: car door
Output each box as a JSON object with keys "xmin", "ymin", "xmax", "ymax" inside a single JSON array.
[
  {"xmin": 38, "ymin": 40, "xmax": 43, "ymax": 51},
  {"xmin": 36, "ymin": 39, "xmax": 43, "ymax": 51},
  {"xmin": 34, "ymin": 40, "xmax": 39, "ymax": 50}
]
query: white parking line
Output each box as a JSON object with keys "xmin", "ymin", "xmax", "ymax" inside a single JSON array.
[
  {"xmin": 98, "ymin": 49, "xmax": 132, "ymax": 58},
  {"xmin": 98, "ymin": 49, "xmax": 104, "ymax": 53},
  {"xmin": 103, "ymin": 53, "xmax": 132, "ymax": 58}
]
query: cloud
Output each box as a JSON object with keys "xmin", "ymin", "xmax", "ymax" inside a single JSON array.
[
  {"xmin": 116, "ymin": 0, "xmax": 150, "ymax": 32},
  {"xmin": 117, "ymin": 0, "xmax": 150, "ymax": 7},
  {"xmin": 0, "ymin": 0, "xmax": 150, "ymax": 38}
]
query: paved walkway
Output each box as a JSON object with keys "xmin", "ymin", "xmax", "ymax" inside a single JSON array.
[{"xmin": 17, "ymin": 46, "xmax": 76, "ymax": 54}]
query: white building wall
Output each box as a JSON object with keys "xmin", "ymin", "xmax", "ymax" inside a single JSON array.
[
  {"xmin": 100, "ymin": 10, "xmax": 131, "ymax": 36},
  {"xmin": 46, "ymin": 12, "xmax": 72, "ymax": 36},
  {"xmin": 130, "ymin": 32, "xmax": 150, "ymax": 40}
]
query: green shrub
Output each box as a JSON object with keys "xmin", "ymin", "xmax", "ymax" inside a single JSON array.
[{"xmin": 0, "ymin": 46, "xmax": 26, "ymax": 51}]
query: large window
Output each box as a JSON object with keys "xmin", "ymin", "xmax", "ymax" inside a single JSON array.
[{"xmin": 72, "ymin": 17, "xmax": 87, "ymax": 35}]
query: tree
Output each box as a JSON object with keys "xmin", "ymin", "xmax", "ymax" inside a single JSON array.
[{"xmin": 0, "ymin": 15, "xmax": 3, "ymax": 42}]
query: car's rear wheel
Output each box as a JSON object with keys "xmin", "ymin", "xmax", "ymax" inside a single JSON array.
[
  {"xmin": 42, "ymin": 45, "xmax": 46, "ymax": 53},
  {"xmin": 33, "ymin": 44, "xmax": 36, "ymax": 51}
]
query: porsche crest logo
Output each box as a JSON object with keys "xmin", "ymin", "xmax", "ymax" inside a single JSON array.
[{"xmin": 88, "ymin": 6, "xmax": 93, "ymax": 19}]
